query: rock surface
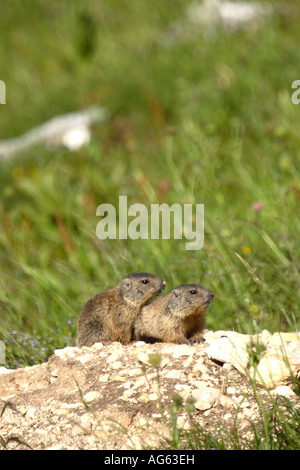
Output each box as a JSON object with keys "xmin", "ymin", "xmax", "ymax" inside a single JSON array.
[{"xmin": 0, "ymin": 330, "xmax": 299, "ymax": 450}]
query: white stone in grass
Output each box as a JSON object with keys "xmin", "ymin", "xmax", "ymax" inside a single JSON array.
[
  {"xmin": 191, "ymin": 385, "xmax": 221, "ymax": 411},
  {"xmin": 205, "ymin": 335, "xmax": 249, "ymax": 374}
]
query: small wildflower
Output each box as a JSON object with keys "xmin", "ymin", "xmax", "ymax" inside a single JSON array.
[
  {"xmin": 249, "ymin": 304, "xmax": 260, "ymax": 316},
  {"xmin": 148, "ymin": 353, "xmax": 162, "ymax": 368},
  {"xmin": 242, "ymin": 245, "xmax": 252, "ymax": 255},
  {"xmin": 158, "ymin": 180, "xmax": 170, "ymax": 192},
  {"xmin": 252, "ymin": 202, "xmax": 264, "ymax": 213}
]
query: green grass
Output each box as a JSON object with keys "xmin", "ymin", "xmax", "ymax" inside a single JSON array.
[{"xmin": 0, "ymin": 0, "xmax": 300, "ymax": 374}]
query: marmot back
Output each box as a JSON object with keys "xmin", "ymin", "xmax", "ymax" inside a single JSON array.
[
  {"xmin": 134, "ymin": 284, "xmax": 214, "ymax": 344},
  {"xmin": 76, "ymin": 272, "xmax": 166, "ymax": 347}
]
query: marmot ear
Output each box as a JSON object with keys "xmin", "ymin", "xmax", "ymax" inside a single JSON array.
[
  {"xmin": 123, "ymin": 278, "xmax": 131, "ymax": 288},
  {"xmin": 173, "ymin": 290, "xmax": 180, "ymax": 298}
]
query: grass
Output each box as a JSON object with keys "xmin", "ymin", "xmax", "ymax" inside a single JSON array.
[
  {"xmin": 1, "ymin": 0, "xmax": 300, "ymax": 364},
  {"xmin": 0, "ymin": 0, "xmax": 299, "ymax": 447}
]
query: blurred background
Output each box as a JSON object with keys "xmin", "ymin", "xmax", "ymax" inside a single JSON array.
[{"xmin": 0, "ymin": 0, "xmax": 300, "ymax": 368}]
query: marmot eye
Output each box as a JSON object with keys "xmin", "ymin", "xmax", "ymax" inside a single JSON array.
[
  {"xmin": 190, "ymin": 290, "xmax": 197, "ymax": 295},
  {"xmin": 142, "ymin": 279, "xmax": 149, "ymax": 284}
]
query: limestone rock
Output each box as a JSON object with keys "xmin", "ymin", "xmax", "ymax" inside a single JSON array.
[
  {"xmin": 250, "ymin": 345, "xmax": 298, "ymax": 388},
  {"xmin": 0, "ymin": 330, "xmax": 299, "ymax": 450},
  {"xmin": 83, "ymin": 391, "xmax": 101, "ymax": 403},
  {"xmin": 205, "ymin": 335, "xmax": 249, "ymax": 374},
  {"xmin": 271, "ymin": 386, "xmax": 298, "ymax": 399},
  {"xmin": 191, "ymin": 385, "xmax": 221, "ymax": 410}
]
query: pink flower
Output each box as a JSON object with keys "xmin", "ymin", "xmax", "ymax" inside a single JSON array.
[
  {"xmin": 252, "ymin": 202, "xmax": 265, "ymax": 213},
  {"xmin": 158, "ymin": 180, "xmax": 170, "ymax": 192}
]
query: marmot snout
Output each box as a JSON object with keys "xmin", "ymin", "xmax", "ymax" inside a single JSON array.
[
  {"xmin": 76, "ymin": 272, "xmax": 166, "ymax": 347},
  {"xmin": 134, "ymin": 284, "xmax": 214, "ymax": 344}
]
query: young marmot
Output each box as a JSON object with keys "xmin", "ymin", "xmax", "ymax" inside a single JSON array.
[
  {"xmin": 134, "ymin": 284, "xmax": 214, "ymax": 344},
  {"xmin": 76, "ymin": 273, "xmax": 166, "ymax": 347}
]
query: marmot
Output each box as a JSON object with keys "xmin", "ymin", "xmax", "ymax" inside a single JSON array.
[
  {"xmin": 76, "ymin": 273, "xmax": 166, "ymax": 347},
  {"xmin": 134, "ymin": 284, "xmax": 214, "ymax": 344}
]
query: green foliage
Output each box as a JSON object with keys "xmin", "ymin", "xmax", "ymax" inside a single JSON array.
[{"xmin": 0, "ymin": 0, "xmax": 300, "ymax": 372}]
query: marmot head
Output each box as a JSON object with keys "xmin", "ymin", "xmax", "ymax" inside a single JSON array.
[
  {"xmin": 119, "ymin": 273, "xmax": 166, "ymax": 306},
  {"xmin": 166, "ymin": 284, "xmax": 214, "ymax": 318}
]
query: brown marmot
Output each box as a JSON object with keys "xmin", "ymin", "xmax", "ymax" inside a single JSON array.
[
  {"xmin": 76, "ymin": 273, "xmax": 166, "ymax": 347},
  {"xmin": 134, "ymin": 284, "xmax": 214, "ymax": 344}
]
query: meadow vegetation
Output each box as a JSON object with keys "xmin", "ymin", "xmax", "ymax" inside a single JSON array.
[{"xmin": 0, "ymin": 1, "xmax": 299, "ymax": 374}]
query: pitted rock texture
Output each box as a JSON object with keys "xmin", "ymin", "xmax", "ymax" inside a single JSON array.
[{"xmin": 0, "ymin": 330, "xmax": 299, "ymax": 450}]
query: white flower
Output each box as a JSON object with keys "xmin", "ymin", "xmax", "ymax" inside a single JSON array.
[{"xmin": 61, "ymin": 125, "xmax": 91, "ymax": 151}]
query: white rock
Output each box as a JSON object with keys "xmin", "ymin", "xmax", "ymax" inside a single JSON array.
[
  {"xmin": 251, "ymin": 350, "xmax": 291, "ymax": 389},
  {"xmin": 137, "ymin": 393, "xmax": 150, "ymax": 404},
  {"xmin": 110, "ymin": 361, "xmax": 123, "ymax": 370},
  {"xmin": 128, "ymin": 368, "xmax": 143, "ymax": 377},
  {"xmin": 81, "ymin": 413, "xmax": 93, "ymax": 430},
  {"xmin": 0, "ymin": 367, "xmax": 13, "ymax": 375},
  {"xmin": 220, "ymin": 395, "xmax": 235, "ymax": 408},
  {"xmin": 271, "ymin": 386, "xmax": 298, "ymax": 399},
  {"xmin": 54, "ymin": 346, "xmax": 77, "ymax": 358},
  {"xmin": 164, "ymin": 369, "xmax": 183, "ymax": 379},
  {"xmin": 50, "ymin": 368, "xmax": 60, "ymax": 377},
  {"xmin": 244, "ymin": 334, "xmax": 300, "ymax": 389},
  {"xmin": 193, "ymin": 362, "xmax": 208, "ymax": 374},
  {"xmin": 205, "ymin": 335, "xmax": 249, "ymax": 374},
  {"xmin": 286, "ymin": 340, "xmax": 300, "ymax": 366},
  {"xmin": 2, "ymin": 408, "xmax": 18, "ymax": 424},
  {"xmin": 270, "ymin": 333, "xmax": 300, "ymax": 346},
  {"xmin": 191, "ymin": 385, "xmax": 221, "ymax": 411},
  {"xmin": 25, "ymin": 407, "xmax": 36, "ymax": 420},
  {"xmin": 106, "ymin": 352, "xmax": 121, "ymax": 364},
  {"xmin": 204, "ymin": 330, "xmax": 252, "ymax": 345},
  {"xmin": 148, "ymin": 393, "xmax": 159, "ymax": 401},
  {"xmin": 98, "ymin": 373, "xmax": 110, "ymax": 383},
  {"xmin": 83, "ymin": 391, "xmax": 101, "ymax": 403},
  {"xmin": 71, "ymin": 424, "xmax": 86, "ymax": 437},
  {"xmin": 176, "ymin": 416, "xmax": 190, "ymax": 430},
  {"xmin": 257, "ymin": 329, "xmax": 272, "ymax": 346},
  {"xmin": 183, "ymin": 356, "xmax": 194, "ymax": 368},
  {"xmin": 52, "ymin": 408, "xmax": 69, "ymax": 416},
  {"xmin": 173, "ymin": 344, "xmax": 195, "ymax": 358},
  {"xmin": 76, "ymin": 354, "xmax": 92, "ymax": 365}
]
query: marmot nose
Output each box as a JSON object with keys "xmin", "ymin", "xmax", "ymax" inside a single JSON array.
[
  {"xmin": 162, "ymin": 280, "xmax": 166, "ymax": 286},
  {"xmin": 208, "ymin": 290, "xmax": 214, "ymax": 299}
]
